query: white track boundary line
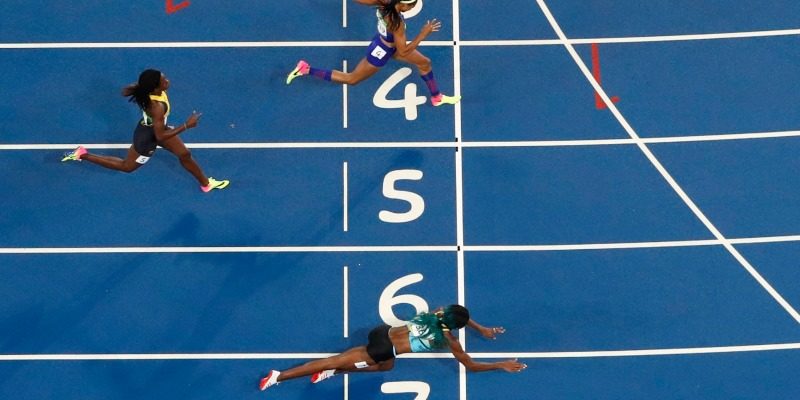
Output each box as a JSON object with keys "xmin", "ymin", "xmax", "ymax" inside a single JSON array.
[
  {"xmin": 451, "ymin": 0, "xmax": 468, "ymax": 398},
  {"xmin": 2, "ymin": 28, "xmax": 799, "ymax": 49},
  {"xmin": 537, "ymin": 0, "xmax": 800, "ymax": 324},
  {"xmin": 0, "ymin": 246, "xmax": 456, "ymax": 254},
  {"xmin": 0, "ymin": 41, "xmax": 451, "ymax": 49},
  {"xmin": 2, "ymin": 235, "xmax": 800, "ymax": 254},
  {"xmin": 2, "ymin": 342, "xmax": 799, "ymax": 361},
  {"xmin": 4, "ymin": 129, "xmax": 800, "ymax": 150},
  {"xmin": 462, "ymin": 28, "xmax": 800, "ymax": 46}
]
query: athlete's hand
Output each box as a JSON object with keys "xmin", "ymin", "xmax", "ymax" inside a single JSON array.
[
  {"xmin": 480, "ymin": 326, "xmax": 505, "ymax": 340},
  {"xmin": 421, "ymin": 19, "xmax": 442, "ymax": 37},
  {"xmin": 497, "ymin": 359, "xmax": 527, "ymax": 373},
  {"xmin": 185, "ymin": 111, "xmax": 203, "ymax": 129}
]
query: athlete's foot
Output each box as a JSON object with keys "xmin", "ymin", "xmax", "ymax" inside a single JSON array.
[
  {"xmin": 431, "ymin": 93, "xmax": 461, "ymax": 107},
  {"xmin": 201, "ymin": 177, "xmax": 230, "ymax": 192},
  {"xmin": 311, "ymin": 369, "xmax": 337, "ymax": 384},
  {"xmin": 259, "ymin": 370, "xmax": 281, "ymax": 391},
  {"xmin": 61, "ymin": 146, "xmax": 87, "ymax": 162},
  {"xmin": 286, "ymin": 60, "xmax": 310, "ymax": 85}
]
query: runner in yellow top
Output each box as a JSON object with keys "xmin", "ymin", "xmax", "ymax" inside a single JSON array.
[{"xmin": 62, "ymin": 69, "xmax": 229, "ymax": 193}]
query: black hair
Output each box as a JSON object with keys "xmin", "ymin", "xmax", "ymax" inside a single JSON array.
[
  {"xmin": 440, "ymin": 304, "xmax": 470, "ymax": 330},
  {"xmin": 379, "ymin": 0, "xmax": 416, "ymax": 33},
  {"xmin": 124, "ymin": 69, "xmax": 161, "ymax": 111}
]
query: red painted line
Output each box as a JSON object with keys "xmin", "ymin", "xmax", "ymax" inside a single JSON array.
[
  {"xmin": 166, "ymin": 0, "xmax": 191, "ymax": 14},
  {"xmin": 591, "ymin": 43, "xmax": 620, "ymax": 110}
]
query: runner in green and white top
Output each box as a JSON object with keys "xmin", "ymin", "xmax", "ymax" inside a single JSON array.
[{"xmin": 259, "ymin": 304, "xmax": 526, "ymax": 392}]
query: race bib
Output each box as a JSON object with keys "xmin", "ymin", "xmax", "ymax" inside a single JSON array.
[
  {"xmin": 371, "ymin": 46, "xmax": 388, "ymax": 60},
  {"xmin": 354, "ymin": 361, "xmax": 369, "ymax": 369},
  {"xmin": 377, "ymin": 19, "xmax": 388, "ymax": 37}
]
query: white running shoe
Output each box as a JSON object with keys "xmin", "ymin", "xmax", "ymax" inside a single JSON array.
[
  {"xmin": 258, "ymin": 370, "xmax": 281, "ymax": 391},
  {"xmin": 310, "ymin": 369, "xmax": 336, "ymax": 384}
]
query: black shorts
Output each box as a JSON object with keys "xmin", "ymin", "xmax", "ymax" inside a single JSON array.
[
  {"xmin": 132, "ymin": 122, "xmax": 159, "ymax": 157},
  {"xmin": 366, "ymin": 324, "xmax": 395, "ymax": 363}
]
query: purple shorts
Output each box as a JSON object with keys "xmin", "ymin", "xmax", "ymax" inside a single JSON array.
[{"xmin": 366, "ymin": 34, "xmax": 397, "ymax": 67}]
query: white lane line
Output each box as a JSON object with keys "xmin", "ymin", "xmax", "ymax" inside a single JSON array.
[
  {"xmin": 4, "ymin": 129, "xmax": 800, "ymax": 150},
  {"xmin": 0, "ymin": 246, "xmax": 457, "ymax": 254},
  {"xmin": 343, "ymin": 161, "xmax": 349, "ymax": 232},
  {"xmin": 2, "ymin": 28, "xmax": 799, "ymax": 49},
  {"xmin": 2, "ymin": 235, "xmax": 800, "ymax": 254},
  {"xmin": 451, "ymin": 0, "xmax": 468, "ymax": 398},
  {"xmin": 3, "ymin": 342, "xmax": 799, "ymax": 361},
  {"xmin": 0, "ymin": 41, "xmax": 452, "ymax": 49},
  {"xmin": 537, "ymin": 0, "xmax": 800, "ymax": 324},
  {"xmin": 343, "ymin": 265, "xmax": 349, "ymax": 338},
  {"xmin": 465, "ymin": 239, "xmax": 722, "ymax": 251},
  {"xmin": 462, "ymin": 28, "xmax": 800, "ymax": 46},
  {"xmin": 342, "ymin": 60, "xmax": 349, "ymax": 128},
  {"xmin": 342, "ymin": 0, "xmax": 348, "ymax": 28}
]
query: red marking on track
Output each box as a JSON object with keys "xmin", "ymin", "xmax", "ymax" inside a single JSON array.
[
  {"xmin": 166, "ymin": 0, "xmax": 191, "ymax": 14},
  {"xmin": 591, "ymin": 43, "xmax": 620, "ymax": 110}
]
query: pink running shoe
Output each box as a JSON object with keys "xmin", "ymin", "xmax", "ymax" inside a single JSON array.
[
  {"xmin": 431, "ymin": 93, "xmax": 461, "ymax": 106},
  {"xmin": 61, "ymin": 146, "xmax": 87, "ymax": 162},
  {"xmin": 286, "ymin": 60, "xmax": 310, "ymax": 85}
]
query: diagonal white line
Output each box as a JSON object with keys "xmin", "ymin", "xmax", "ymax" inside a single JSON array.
[{"xmin": 536, "ymin": 0, "xmax": 800, "ymax": 324}]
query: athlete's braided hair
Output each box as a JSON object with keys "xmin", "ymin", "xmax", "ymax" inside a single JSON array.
[
  {"xmin": 440, "ymin": 304, "xmax": 470, "ymax": 330},
  {"xmin": 122, "ymin": 69, "xmax": 161, "ymax": 111},
  {"xmin": 409, "ymin": 304, "xmax": 470, "ymax": 350},
  {"xmin": 379, "ymin": 0, "xmax": 417, "ymax": 33}
]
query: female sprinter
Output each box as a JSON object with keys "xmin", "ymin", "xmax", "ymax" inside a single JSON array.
[
  {"xmin": 258, "ymin": 305, "xmax": 526, "ymax": 391},
  {"xmin": 61, "ymin": 69, "xmax": 229, "ymax": 193},
  {"xmin": 285, "ymin": 0, "xmax": 461, "ymax": 107}
]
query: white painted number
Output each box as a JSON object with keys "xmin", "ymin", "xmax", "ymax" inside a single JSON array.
[
  {"xmin": 378, "ymin": 273, "xmax": 429, "ymax": 326},
  {"xmin": 382, "ymin": 381, "xmax": 430, "ymax": 400},
  {"xmin": 379, "ymin": 169, "xmax": 425, "ymax": 224},
  {"xmin": 400, "ymin": 0, "xmax": 424, "ymax": 19},
  {"xmin": 373, "ymin": 67, "xmax": 427, "ymax": 120}
]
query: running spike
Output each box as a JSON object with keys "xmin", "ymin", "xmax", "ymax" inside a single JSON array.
[
  {"xmin": 431, "ymin": 93, "xmax": 461, "ymax": 106},
  {"xmin": 286, "ymin": 60, "xmax": 311, "ymax": 85},
  {"xmin": 61, "ymin": 146, "xmax": 87, "ymax": 162},
  {"xmin": 201, "ymin": 177, "xmax": 230, "ymax": 192},
  {"xmin": 311, "ymin": 369, "xmax": 336, "ymax": 384},
  {"xmin": 259, "ymin": 370, "xmax": 281, "ymax": 391}
]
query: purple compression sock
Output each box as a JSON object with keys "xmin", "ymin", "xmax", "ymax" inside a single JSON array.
[
  {"xmin": 420, "ymin": 71, "xmax": 440, "ymax": 97},
  {"xmin": 309, "ymin": 67, "xmax": 332, "ymax": 81}
]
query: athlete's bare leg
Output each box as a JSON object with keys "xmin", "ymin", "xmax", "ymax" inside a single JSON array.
[
  {"xmin": 330, "ymin": 58, "xmax": 381, "ymax": 86},
  {"xmin": 277, "ymin": 346, "xmax": 378, "ymax": 382},
  {"xmin": 81, "ymin": 146, "xmax": 142, "ymax": 173}
]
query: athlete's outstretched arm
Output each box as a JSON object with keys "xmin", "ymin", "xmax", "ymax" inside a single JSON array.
[
  {"xmin": 445, "ymin": 331, "xmax": 526, "ymax": 373},
  {"xmin": 392, "ymin": 19, "xmax": 441, "ymax": 58},
  {"xmin": 467, "ymin": 319, "xmax": 506, "ymax": 340}
]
